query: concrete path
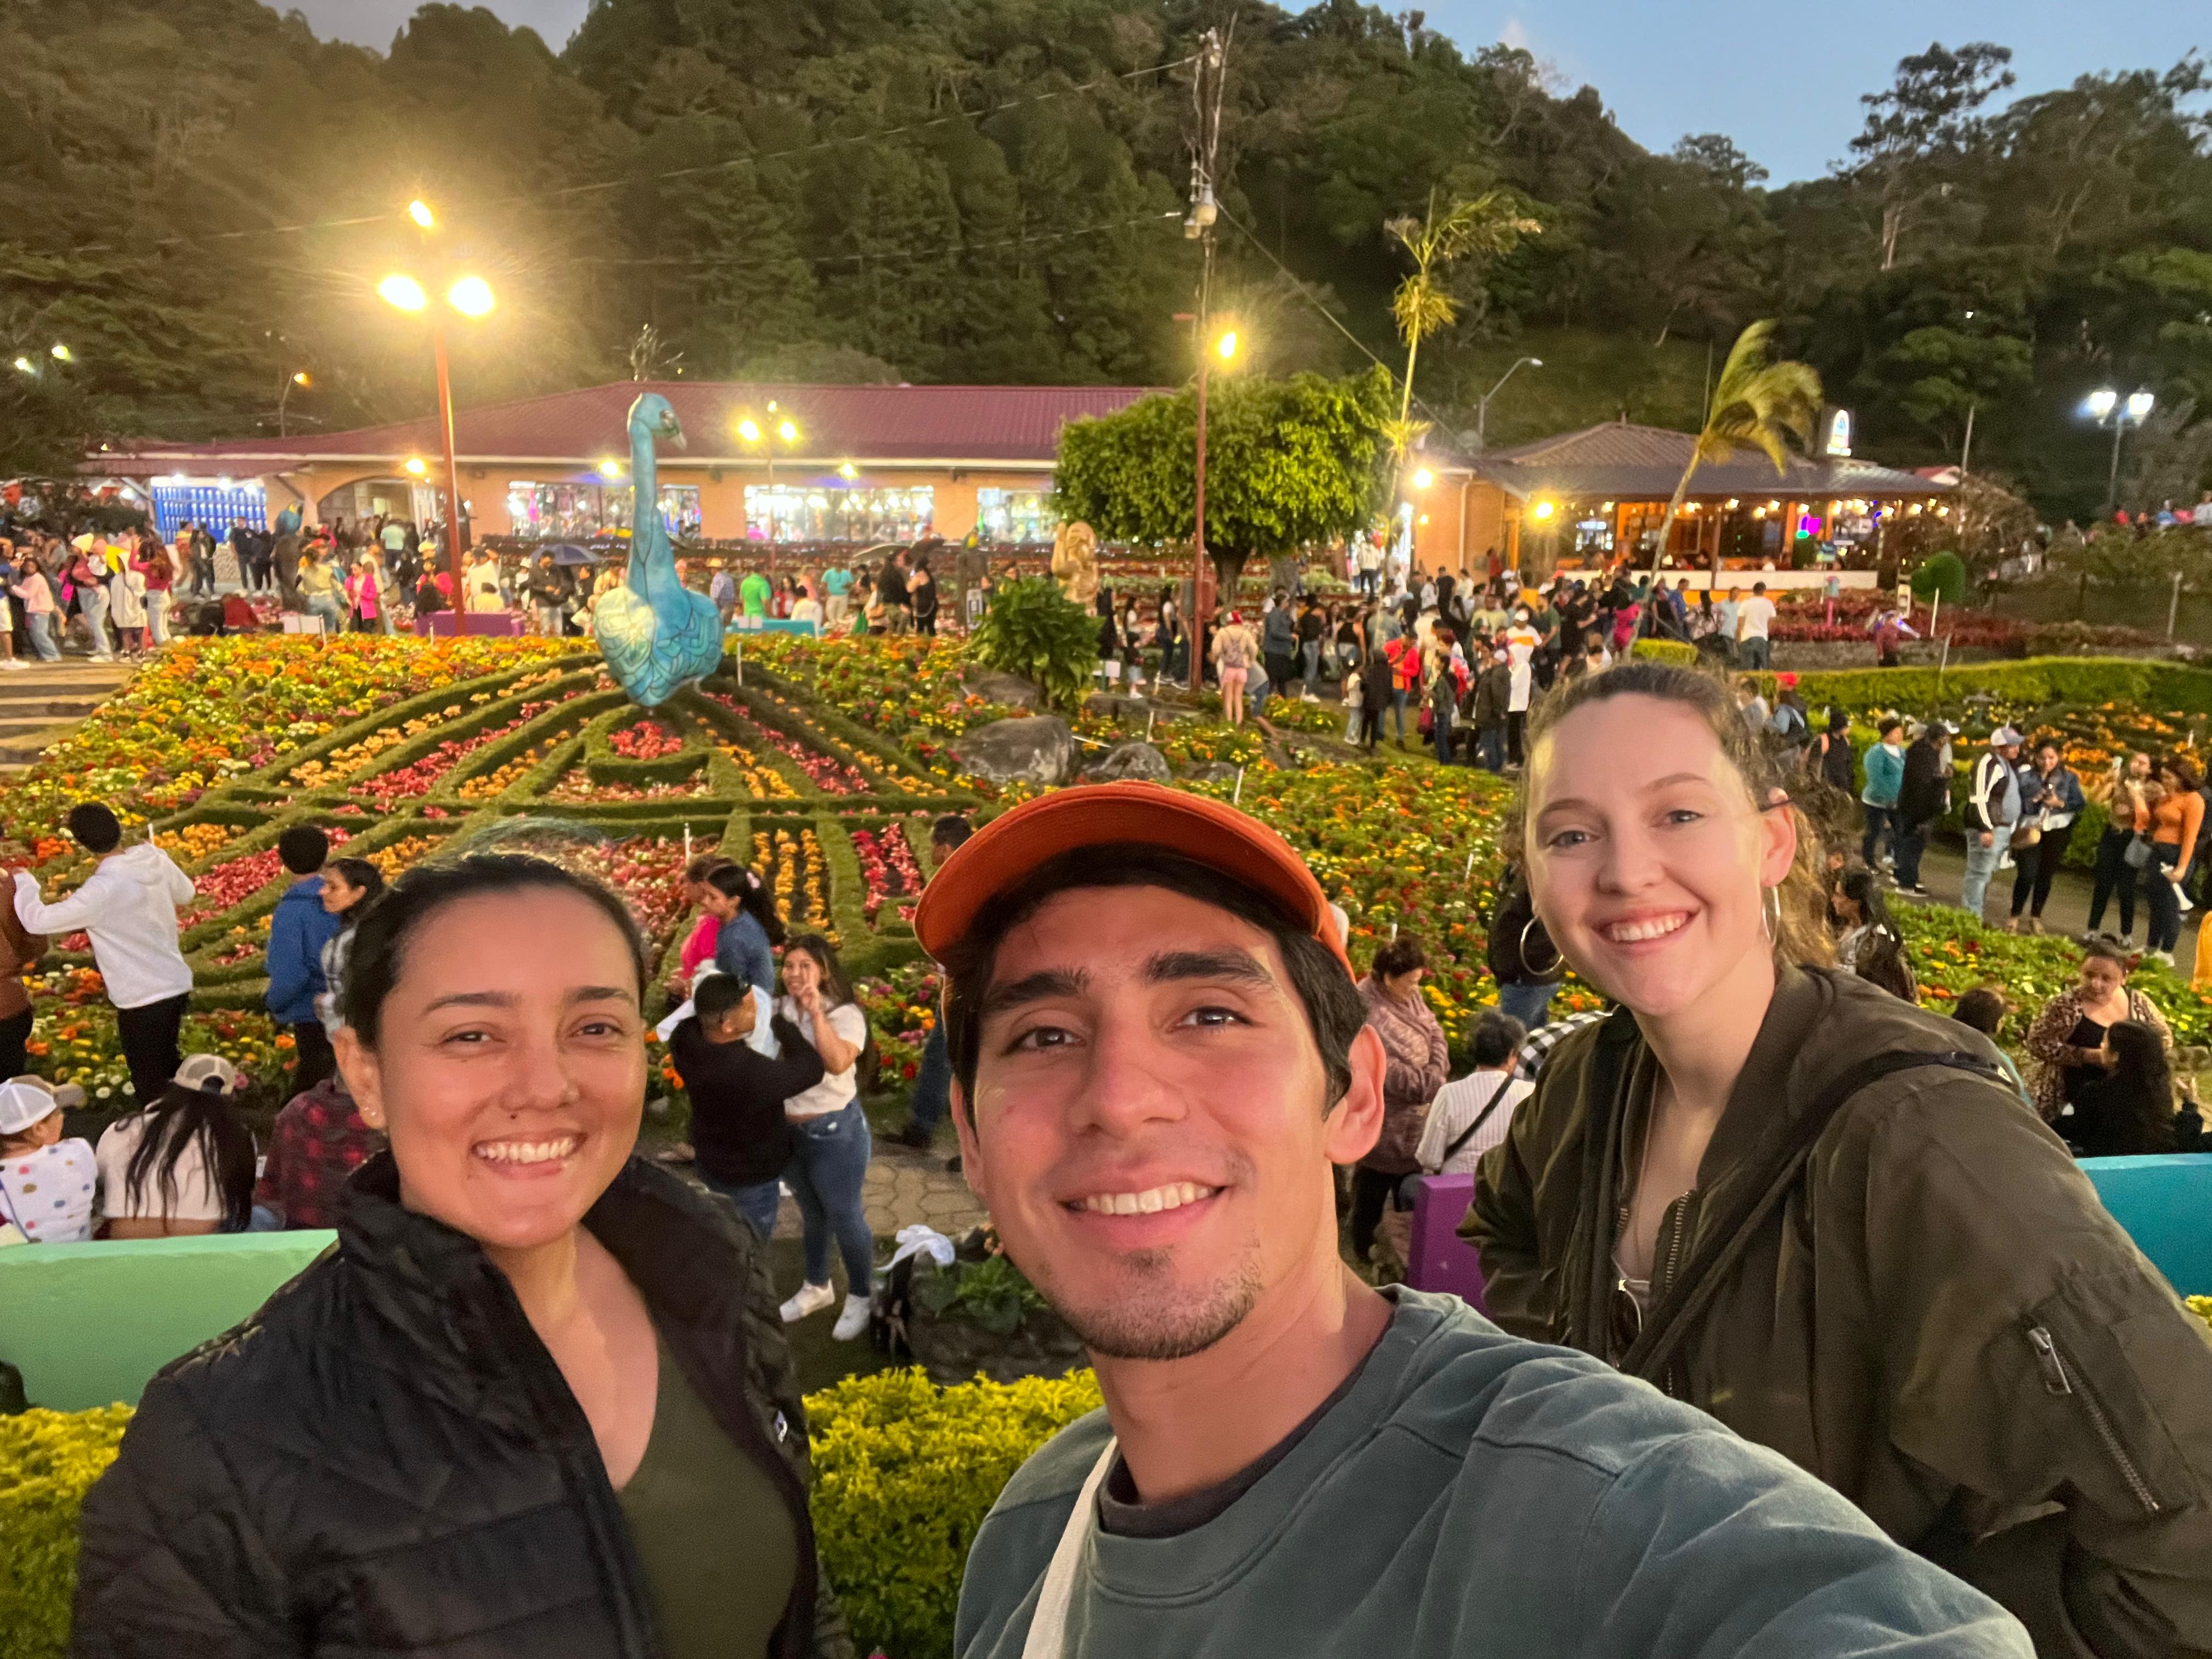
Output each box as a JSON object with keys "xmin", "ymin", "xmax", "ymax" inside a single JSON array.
[{"xmin": 1893, "ymin": 836, "xmax": 2203, "ymax": 975}]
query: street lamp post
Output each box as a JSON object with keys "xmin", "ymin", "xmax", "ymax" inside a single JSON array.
[
  {"xmin": 277, "ymin": 371, "xmax": 311, "ymax": 438},
  {"xmin": 378, "ymin": 203, "xmax": 494, "ymax": 600},
  {"xmin": 1475, "ymin": 357, "xmax": 1542, "ymax": 451},
  {"xmin": 2085, "ymin": 386, "xmax": 2157, "ymax": 515},
  {"xmin": 1173, "ymin": 315, "xmax": 1238, "ymax": 691},
  {"xmin": 737, "ymin": 405, "xmax": 802, "ymax": 574}
]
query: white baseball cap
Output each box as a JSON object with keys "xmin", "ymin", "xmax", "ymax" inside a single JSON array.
[
  {"xmin": 0, "ymin": 1079, "xmax": 60, "ymax": 1137},
  {"xmin": 174, "ymin": 1053, "xmax": 244, "ymax": 1096}
]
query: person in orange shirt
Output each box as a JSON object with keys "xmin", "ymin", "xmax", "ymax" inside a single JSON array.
[{"xmin": 2144, "ymin": 755, "xmax": 2204, "ymax": 966}]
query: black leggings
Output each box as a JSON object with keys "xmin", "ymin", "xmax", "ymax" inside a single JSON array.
[
  {"xmin": 2009, "ymin": 822, "xmax": 2076, "ymax": 917},
  {"xmin": 0, "ymin": 1006, "xmax": 30, "ymax": 1080},
  {"xmin": 2086, "ymin": 826, "xmax": 2141, "ymax": 938},
  {"xmin": 289, "ymin": 1022, "xmax": 338, "ymax": 1098},
  {"xmin": 116, "ymin": 993, "xmax": 188, "ymax": 1105},
  {"xmin": 1349, "ymin": 1164, "xmax": 1407, "ymax": 1258}
]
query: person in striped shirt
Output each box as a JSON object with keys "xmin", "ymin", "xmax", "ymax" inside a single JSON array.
[{"xmin": 1416, "ymin": 1011, "xmax": 1535, "ymax": 1175}]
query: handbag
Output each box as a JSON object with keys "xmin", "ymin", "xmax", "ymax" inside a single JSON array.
[
  {"xmin": 2010, "ymin": 811, "xmax": 2045, "ymax": 851},
  {"xmin": 2123, "ymin": 833, "xmax": 2154, "ymax": 870}
]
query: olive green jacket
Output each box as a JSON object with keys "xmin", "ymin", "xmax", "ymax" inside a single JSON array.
[{"xmin": 1464, "ymin": 966, "xmax": 2212, "ymax": 1659}]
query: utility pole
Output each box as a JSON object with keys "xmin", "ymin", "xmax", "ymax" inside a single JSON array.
[{"xmin": 1183, "ymin": 26, "xmax": 1226, "ymax": 693}]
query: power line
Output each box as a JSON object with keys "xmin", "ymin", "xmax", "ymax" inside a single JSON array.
[
  {"xmin": 121, "ymin": 54, "xmax": 1199, "ymax": 256},
  {"xmin": 1218, "ymin": 205, "xmax": 1466, "ymax": 442},
  {"xmin": 583, "ymin": 210, "xmax": 1180, "ymax": 272}
]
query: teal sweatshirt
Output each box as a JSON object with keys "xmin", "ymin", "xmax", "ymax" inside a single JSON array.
[{"xmin": 956, "ymin": 1290, "xmax": 2028, "ymax": 1659}]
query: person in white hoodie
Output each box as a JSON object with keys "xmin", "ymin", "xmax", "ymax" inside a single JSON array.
[{"xmin": 13, "ymin": 803, "xmax": 196, "ymax": 1102}]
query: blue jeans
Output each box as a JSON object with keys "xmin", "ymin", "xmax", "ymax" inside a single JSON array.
[
  {"xmin": 1739, "ymin": 636, "xmax": 1770, "ymax": 670},
  {"xmin": 1300, "ymin": 640, "xmax": 1321, "ymax": 692},
  {"xmin": 77, "ymin": 588, "xmax": 113, "ymax": 657},
  {"xmin": 785, "ymin": 1102, "xmax": 874, "ymax": 1292},
  {"xmin": 1495, "ymin": 979, "xmax": 1558, "ymax": 1031},
  {"xmin": 699, "ymin": 1169, "xmax": 783, "ymax": 1243},
  {"xmin": 24, "ymin": 612, "xmax": 59, "ymax": 659},
  {"xmin": 1960, "ymin": 835, "xmax": 2005, "ymax": 920},
  {"xmin": 908, "ymin": 1024, "xmax": 950, "ymax": 1131},
  {"xmin": 1860, "ymin": 804, "xmax": 1895, "ymax": 867},
  {"xmin": 1432, "ymin": 714, "xmax": 1454, "ymax": 765},
  {"xmin": 1390, "ymin": 687, "xmax": 1408, "ymax": 738},
  {"xmin": 1476, "ymin": 726, "xmax": 1506, "ymax": 772},
  {"xmin": 307, "ymin": 596, "xmax": 345, "ymax": 634}
]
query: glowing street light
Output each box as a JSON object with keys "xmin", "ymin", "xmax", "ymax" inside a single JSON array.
[
  {"xmin": 737, "ymin": 411, "xmax": 804, "ymax": 565},
  {"xmin": 838, "ymin": 460, "xmax": 859, "ymax": 481},
  {"xmin": 599, "ymin": 460, "xmax": 624, "ymax": 481},
  {"xmin": 1216, "ymin": 329, "xmax": 1238, "ymax": 361},
  {"xmin": 1411, "ymin": 467, "xmax": 1434, "ymax": 490},
  {"xmin": 11, "ymin": 357, "xmax": 34, "ymax": 376},
  {"xmin": 1531, "ymin": 500, "xmax": 1556, "ymax": 521},
  {"xmin": 379, "ymin": 221, "xmax": 498, "ymax": 592},
  {"xmin": 2084, "ymin": 385, "xmax": 2157, "ymax": 513},
  {"xmin": 292, "ymin": 371, "xmax": 311, "ymax": 387},
  {"xmin": 49, "ymin": 343, "xmax": 71, "ymax": 362},
  {"xmin": 447, "ymin": 276, "xmax": 495, "ymax": 319},
  {"xmin": 404, "ymin": 458, "xmax": 427, "ymax": 477}
]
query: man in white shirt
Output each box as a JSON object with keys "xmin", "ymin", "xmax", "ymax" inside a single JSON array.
[
  {"xmin": 14, "ymin": 803, "xmax": 196, "ymax": 1102},
  {"xmin": 1736, "ymin": 580, "xmax": 1778, "ymax": 671},
  {"xmin": 1416, "ymin": 1011, "xmax": 1534, "ymax": 1175}
]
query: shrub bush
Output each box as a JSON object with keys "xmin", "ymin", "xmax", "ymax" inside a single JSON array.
[
  {"xmin": 808, "ymin": 1367, "xmax": 1102, "ymax": 1659},
  {"xmin": 0, "ymin": 1373, "xmax": 1103, "ymax": 1659},
  {"xmin": 1910, "ymin": 551, "xmax": 1967, "ymax": 605},
  {"xmin": 0, "ymin": 1406, "xmax": 132, "ymax": 1659},
  {"xmin": 1760, "ymin": 657, "xmax": 2212, "ymax": 719},
  {"xmin": 969, "ymin": 577, "xmax": 1100, "ymax": 710},
  {"xmin": 1630, "ymin": 638, "xmax": 1698, "ymax": 667}
]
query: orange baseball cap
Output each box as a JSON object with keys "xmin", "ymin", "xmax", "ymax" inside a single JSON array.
[{"xmin": 913, "ymin": 780, "xmax": 1350, "ymax": 970}]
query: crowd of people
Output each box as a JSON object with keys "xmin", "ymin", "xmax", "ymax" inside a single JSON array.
[{"xmin": 7, "ymin": 524, "xmax": 2212, "ymax": 1655}]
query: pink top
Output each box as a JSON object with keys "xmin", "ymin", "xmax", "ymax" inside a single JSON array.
[
  {"xmin": 15, "ymin": 573, "xmax": 54, "ymax": 613},
  {"xmin": 679, "ymin": 913, "xmax": 719, "ymax": 979},
  {"xmin": 347, "ymin": 570, "xmax": 380, "ymax": 619}
]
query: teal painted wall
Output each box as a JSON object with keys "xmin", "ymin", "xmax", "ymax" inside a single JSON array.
[{"xmin": 0, "ymin": 1231, "xmax": 333, "ymax": 1410}]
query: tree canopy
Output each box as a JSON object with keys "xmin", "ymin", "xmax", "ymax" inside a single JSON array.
[
  {"xmin": 0, "ymin": 0, "xmax": 2203, "ymax": 518},
  {"xmin": 1053, "ymin": 368, "xmax": 1394, "ymax": 588}
]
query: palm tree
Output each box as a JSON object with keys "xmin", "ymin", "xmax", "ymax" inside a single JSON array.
[
  {"xmin": 1385, "ymin": 191, "xmax": 1541, "ymax": 458},
  {"xmin": 1645, "ymin": 320, "xmax": 1823, "ymax": 580}
]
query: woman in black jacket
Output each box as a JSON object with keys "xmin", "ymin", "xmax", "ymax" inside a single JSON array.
[{"xmin": 73, "ymin": 855, "xmax": 852, "ymax": 1659}]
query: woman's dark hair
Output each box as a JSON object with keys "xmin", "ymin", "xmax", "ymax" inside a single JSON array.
[
  {"xmin": 122, "ymin": 1080, "xmax": 256, "ymax": 1232},
  {"xmin": 2163, "ymin": 755, "xmax": 2203, "ymax": 793},
  {"xmin": 1952, "ymin": 987, "xmax": 2007, "ymax": 1036},
  {"xmin": 2081, "ymin": 937, "xmax": 2134, "ymax": 972},
  {"xmin": 2101, "ymin": 1019, "xmax": 2178, "ymax": 1153},
  {"xmin": 341, "ymin": 854, "xmax": 647, "ymax": 1046},
  {"xmin": 781, "ymin": 932, "xmax": 855, "ymax": 1008},
  {"xmin": 941, "ymin": 846, "xmax": 1367, "ymax": 1110},
  {"xmin": 1371, "ymin": 936, "xmax": 1427, "ymax": 979},
  {"xmin": 326, "ymin": 857, "xmax": 385, "ymax": 929},
  {"xmin": 1839, "ymin": 868, "xmax": 1891, "ymax": 931},
  {"xmin": 1469, "ymin": 1009, "xmax": 1527, "ymax": 1068},
  {"xmin": 685, "ymin": 852, "xmax": 735, "ymax": 883},
  {"xmin": 707, "ymin": 862, "xmax": 786, "ymax": 946}
]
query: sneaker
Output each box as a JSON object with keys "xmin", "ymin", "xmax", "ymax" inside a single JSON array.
[
  {"xmin": 2120, "ymin": 935, "xmax": 2138, "ymax": 951},
  {"xmin": 832, "ymin": 1291, "xmax": 873, "ymax": 1342},
  {"xmin": 0, "ymin": 659, "xmax": 26, "ymax": 672},
  {"xmin": 2147, "ymin": 949, "xmax": 2175, "ymax": 967},
  {"xmin": 779, "ymin": 1281, "xmax": 836, "ymax": 1323},
  {"xmin": 1908, "ymin": 883, "xmax": 1929, "ymax": 896}
]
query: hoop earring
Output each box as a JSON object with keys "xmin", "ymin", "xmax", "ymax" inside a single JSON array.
[
  {"xmin": 1761, "ymin": 885, "xmax": 1781, "ymax": 943},
  {"xmin": 1516, "ymin": 916, "xmax": 1542, "ymax": 979}
]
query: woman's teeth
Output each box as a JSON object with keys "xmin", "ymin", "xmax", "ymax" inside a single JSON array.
[
  {"xmin": 475, "ymin": 1136, "xmax": 580, "ymax": 1165},
  {"xmin": 1076, "ymin": 1182, "xmax": 1217, "ymax": 1216},
  {"xmin": 1606, "ymin": 914, "xmax": 1688, "ymax": 944}
]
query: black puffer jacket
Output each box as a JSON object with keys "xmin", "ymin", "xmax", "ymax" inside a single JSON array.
[{"xmin": 72, "ymin": 1153, "xmax": 854, "ymax": 1659}]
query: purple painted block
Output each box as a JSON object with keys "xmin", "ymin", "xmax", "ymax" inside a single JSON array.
[{"xmin": 1405, "ymin": 1172, "xmax": 1487, "ymax": 1312}]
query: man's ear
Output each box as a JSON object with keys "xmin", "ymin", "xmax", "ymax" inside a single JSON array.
[
  {"xmin": 950, "ymin": 1079, "xmax": 988, "ymax": 1204},
  {"xmin": 1323, "ymin": 1024, "xmax": 1387, "ymax": 1166}
]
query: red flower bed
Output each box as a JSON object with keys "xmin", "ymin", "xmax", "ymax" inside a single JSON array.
[{"xmin": 608, "ymin": 719, "xmax": 685, "ymax": 761}]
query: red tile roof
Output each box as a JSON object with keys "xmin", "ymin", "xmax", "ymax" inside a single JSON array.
[{"xmin": 108, "ymin": 380, "xmax": 1160, "ymax": 470}]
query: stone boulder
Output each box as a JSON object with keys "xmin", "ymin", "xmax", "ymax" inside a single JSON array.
[
  {"xmin": 953, "ymin": 715, "xmax": 1074, "ymax": 786},
  {"xmin": 1086, "ymin": 741, "xmax": 1171, "ymax": 783},
  {"xmin": 961, "ymin": 668, "xmax": 1043, "ymax": 709}
]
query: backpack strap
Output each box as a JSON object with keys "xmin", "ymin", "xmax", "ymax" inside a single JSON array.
[
  {"xmin": 1620, "ymin": 1049, "xmax": 2006, "ymax": 1386},
  {"xmin": 1442, "ymin": 1073, "xmax": 1516, "ymax": 1165}
]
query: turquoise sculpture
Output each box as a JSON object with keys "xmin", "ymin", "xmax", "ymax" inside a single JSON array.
[{"xmin": 595, "ymin": 393, "xmax": 725, "ymax": 708}]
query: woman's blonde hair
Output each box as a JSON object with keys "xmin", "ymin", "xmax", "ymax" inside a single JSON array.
[{"xmin": 1509, "ymin": 660, "xmax": 1836, "ymax": 970}]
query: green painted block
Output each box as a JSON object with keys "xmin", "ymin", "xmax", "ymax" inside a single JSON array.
[{"xmin": 0, "ymin": 1231, "xmax": 332, "ymax": 1411}]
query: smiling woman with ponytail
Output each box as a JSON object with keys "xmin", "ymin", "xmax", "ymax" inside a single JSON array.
[{"xmin": 1464, "ymin": 661, "xmax": 2212, "ymax": 1655}]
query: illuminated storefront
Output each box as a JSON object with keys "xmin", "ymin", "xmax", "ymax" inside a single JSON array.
[
  {"xmin": 743, "ymin": 485, "xmax": 933, "ymax": 544},
  {"xmin": 975, "ymin": 487, "xmax": 1056, "ymax": 544}
]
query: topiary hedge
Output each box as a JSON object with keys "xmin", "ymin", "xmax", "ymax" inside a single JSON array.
[
  {"xmin": 0, "ymin": 1406, "xmax": 132, "ymax": 1659},
  {"xmin": 0, "ymin": 1372, "xmax": 1103, "ymax": 1659},
  {"xmin": 1765, "ymin": 657, "xmax": 2212, "ymax": 719},
  {"xmin": 1630, "ymin": 638, "xmax": 1699, "ymax": 667}
]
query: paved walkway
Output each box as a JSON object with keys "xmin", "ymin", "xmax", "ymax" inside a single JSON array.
[{"xmin": 1896, "ymin": 836, "xmax": 2204, "ymax": 976}]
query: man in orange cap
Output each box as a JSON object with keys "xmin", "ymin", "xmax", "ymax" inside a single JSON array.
[{"xmin": 924, "ymin": 781, "xmax": 2026, "ymax": 1659}]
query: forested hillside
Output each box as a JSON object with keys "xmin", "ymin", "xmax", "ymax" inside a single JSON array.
[{"xmin": 0, "ymin": 0, "xmax": 2206, "ymax": 517}]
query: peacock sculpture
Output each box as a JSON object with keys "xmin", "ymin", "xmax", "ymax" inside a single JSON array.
[{"xmin": 595, "ymin": 393, "xmax": 725, "ymax": 708}]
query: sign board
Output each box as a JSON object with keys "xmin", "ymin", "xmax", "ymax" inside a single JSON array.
[{"xmin": 1821, "ymin": 407, "xmax": 1854, "ymax": 458}]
